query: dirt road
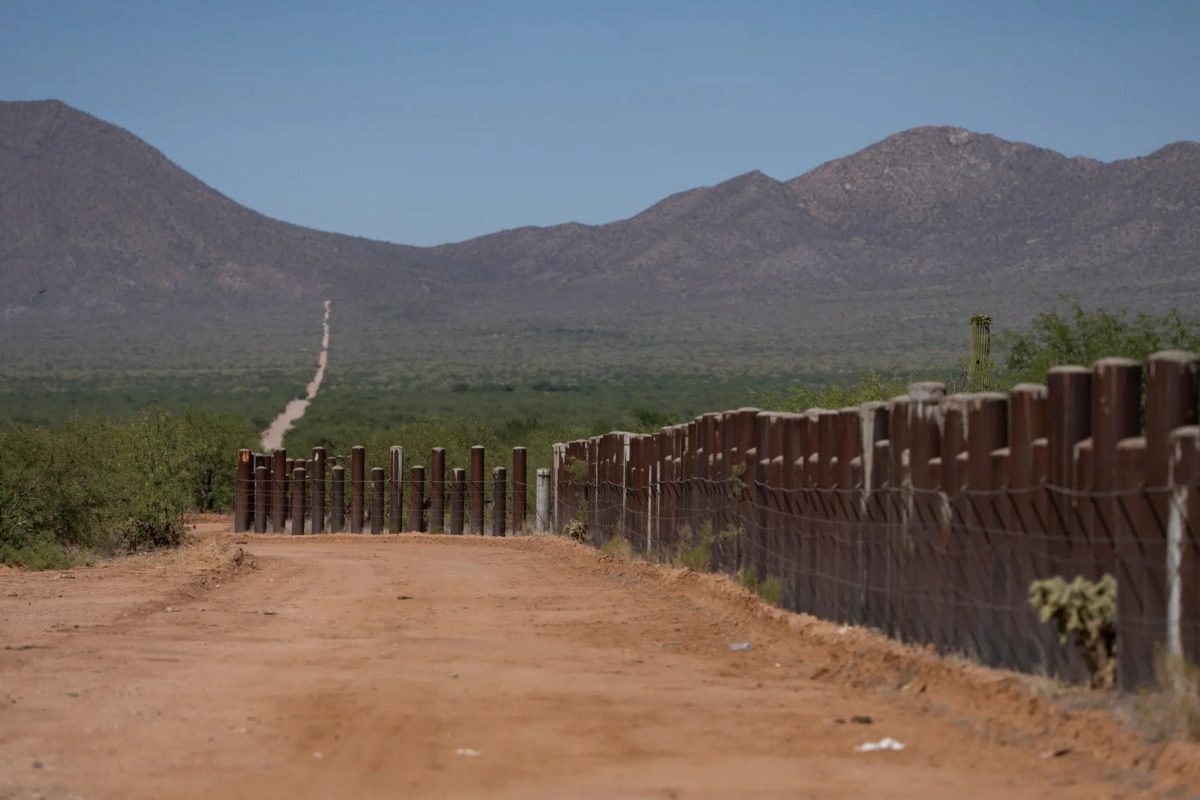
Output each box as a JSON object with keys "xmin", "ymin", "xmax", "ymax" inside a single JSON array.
[
  {"xmin": 260, "ymin": 299, "xmax": 331, "ymax": 451},
  {"xmin": 2, "ymin": 523, "xmax": 1197, "ymax": 799}
]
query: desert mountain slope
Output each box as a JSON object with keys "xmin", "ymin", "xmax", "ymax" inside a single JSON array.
[{"xmin": 2, "ymin": 100, "xmax": 1197, "ymax": 319}]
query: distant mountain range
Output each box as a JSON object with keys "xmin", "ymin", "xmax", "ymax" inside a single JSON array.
[{"xmin": 2, "ymin": 99, "xmax": 1197, "ymax": 326}]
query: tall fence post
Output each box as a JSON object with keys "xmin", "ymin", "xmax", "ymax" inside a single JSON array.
[
  {"xmin": 331, "ymin": 465, "xmax": 345, "ymax": 532},
  {"xmin": 389, "ymin": 446, "xmax": 404, "ymax": 533},
  {"xmin": 409, "ymin": 465, "xmax": 426, "ymax": 532},
  {"xmin": 253, "ymin": 464, "xmax": 268, "ymax": 534},
  {"xmin": 469, "ymin": 446, "xmax": 485, "ymax": 535},
  {"xmin": 284, "ymin": 458, "xmax": 295, "ymax": 523},
  {"xmin": 234, "ymin": 449, "xmax": 252, "ymax": 532},
  {"xmin": 493, "ymin": 467, "xmax": 508, "ymax": 537},
  {"xmin": 350, "ymin": 445, "xmax": 365, "ymax": 533},
  {"xmin": 552, "ymin": 443, "xmax": 565, "ymax": 534},
  {"xmin": 370, "ymin": 467, "xmax": 385, "ymax": 534},
  {"xmin": 536, "ymin": 468, "xmax": 550, "ymax": 532},
  {"xmin": 512, "ymin": 447, "xmax": 527, "ymax": 534},
  {"xmin": 270, "ymin": 449, "xmax": 287, "ymax": 532},
  {"xmin": 450, "ymin": 467, "xmax": 466, "ymax": 535},
  {"xmin": 430, "ymin": 447, "xmax": 446, "ymax": 532},
  {"xmin": 291, "ymin": 466, "xmax": 307, "ymax": 535},
  {"xmin": 311, "ymin": 447, "xmax": 326, "ymax": 534}
]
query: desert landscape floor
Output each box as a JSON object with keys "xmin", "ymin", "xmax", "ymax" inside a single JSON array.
[{"xmin": 2, "ymin": 520, "xmax": 1198, "ymax": 799}]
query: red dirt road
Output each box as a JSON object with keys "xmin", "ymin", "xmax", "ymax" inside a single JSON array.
[{"xmin": 1, "ymin": 523, "xmax": 1197, "ymax": 799}]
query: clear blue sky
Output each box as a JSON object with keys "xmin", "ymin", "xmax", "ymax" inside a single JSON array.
[{"xmin": 3, "ymin": 1, "xmax": 1197, "ymax": 246}]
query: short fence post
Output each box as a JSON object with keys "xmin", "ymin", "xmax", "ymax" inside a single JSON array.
[
  {"xmin": 409, "ymin": 465, "xmax": 426, "ymax": 532},
  {"xmin": 253, "ymin": 464, "xmax": 268, "ymax": 533},
  {"xmin": 536, "ymin": 468, "xmax": 550, "ymax": 532},
  {"xmin": 271, "ymin": 450, "xmax": 287, "ymax": 532},
  {"xmin": 291, "ymin": 466, "xmax": 307, "ymax": 535},
  {"xmin": 389, "ymin": 446, "xmax": 403, "ymax": 533},
  {"xmin": 493, "ymin": 467, "xmax": 507, "ymax": 537},
  {"xmin": 234, "ymin": 449, "xmax": 252, "ymax": 532},
  {"xmin": 330, "ymin": 466, "xmax": 346, "ymax": 533},
  {"xmin": 450, "ymin": 467, "xmax": 466, "ymax": 534},
  {"xmin": 350, "ymin": 446, "xmax": 365, "ymax": 533},
  {"xmin": 469, "ymin": 446, "xmax": 485, "ymax": 535},
  {"xmin": 512, "ymin": 447, "xmax": 527, "ymax": 534},
  {"xmin": 370, "ymin": 467, "xmax": 385, "ymax": 534},
  {"xmin": 430, "ymin": 448, "xmax": 446, "ymax": 532},
  {"xmin": 311, "ymin": 447, "xmax": 326, "ymax": 534}
]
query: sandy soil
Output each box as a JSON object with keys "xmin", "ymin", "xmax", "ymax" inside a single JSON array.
[{"xmin": 1, "ymin": 521, "xmax": 1197, "ymax": 799}]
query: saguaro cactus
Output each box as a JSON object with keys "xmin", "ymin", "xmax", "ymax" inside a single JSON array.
[{"xmin": 969, "ymin": 314, "xmax": 993, "ymax": 392}]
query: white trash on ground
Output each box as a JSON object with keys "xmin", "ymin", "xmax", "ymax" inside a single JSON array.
[
  {"xmin": 728, "ymin": 642, "xmax": 752, "ymax": 652},
  {"xmin": 854, "ymin": 737, "xmax": 906, "ymax": 752}
]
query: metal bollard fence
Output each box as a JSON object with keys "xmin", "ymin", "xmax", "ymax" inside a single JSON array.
[
  {"xmin": 291, "ymin": 466, "xmax": 307, "ymax": 535},
  {"xmin": 430, "ymin": 448, "xmax": 446, "ymax": 532},
  {"xmin": 450, "ymin": 467, "xmax": 466, "ymax": 535},
  {"xmin": 370, "ymin": 467, "xmax": 385, "ymax": 534},
  {"xmin": 469, "ymin": 446, "xmax": 485, "ymax": 535},
  {"xmin": 389, "ymin": 446, "xmax": 403, "ymax": 533},
  {"xmin": 409, "ymin": 465, "xmax": 426, "ymax": 532},
  {"xmin": 234, "ymin": 449, "xmax": 252, "ymax": 532},
  {"xmin": 512, "ymin": 447, "xmax": 527, "ymax": 534},
  {"xmin": 331, "ymin": 465, "xmax": 345, "ymax": 533},
  {"xmin": 492, "ymin": 466, "xmax": 507, "ymax": 537},
  {"xmin": 350, "ymin": 446, "xmax": 365, "ymax": 533}
]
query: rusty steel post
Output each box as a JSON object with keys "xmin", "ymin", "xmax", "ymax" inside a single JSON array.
[
  {"xmin": 408, "ymin": 465, "xmax": 426, "ymax": 532},
  {"xmin": 310, "ymin": 447, "xmax": 326, "ymax": 534},
  {"xmin": 450, "ymin": 467, "xmax": 466, "ymax": 535},
  {"xmin": 1004, "ymin": 383, "xmax": 1049, "ymax": 673},
  {"xmin": 430, "ymin": 447, "xmax": 446, "ymax": 532},
  {"xmin": 512, "ymin": 447, "xmax": 527, "ymax": 534},
  {"xmin": 493, "ymin": 467, "xmax": 508, "ymax": 537},
  {"xmin": 907, "ymin": 381, "xmax": 944, "ymax": 649},
  {"xmin": 965, "ymin": 392, "xmax": 1008, "ymax": 666},
  {"xmin": 1117, "ymin": 350, "xmax": 1200, "ymax": 689},
  {"xmin": 1115, "ymin": 436, "xmax": 1150, "ymax": 690},
  {"xmin": 1089, "ymin": 358, "xmax": 1142, "ymax": 579},
  {"xmin": 270, "ymin": 449, "xmax": 287, "ymax": 532},
  {"xmin": 1045, "ymin": 366, "xmax": 1091, "ymax": 584},
  {"xmin": 469, "ymin": 446, "xmax": 485, "ymax": 535},
  {"xmin": 389, "ymin": 446, "xmax": 404, "ymax": 533},
  {"xmin": 350, "ymin": 445, "xmax": 365, "ymax": 533},
  {"xmin": 1170, "ymin": 426, "xmax": 1200, "ymax": 670},
  {"xmin": 234, "ymin": 449, "xmax": 252, "ymax": 532},
  {"xmin": 369, "ymin": 467, "xmax": 384, "ymax": 534},
  {"xmin": 883, "ymin": 395, "xmax": 910, "ymax": 640},
  {"xmin": 291, "ymin": 466, "xmax": 307, "ymax": 535},
  {"xmin": 834, "ymin": 407, "xmax": 863, "ymax": 624},
  {"xmin": 284, "ymin": 458, "xmax": 295, "ymax": 522},
  {"xmin": 253, "ymin": 465, "xmax": 268, "ymax": 534},
  {"xmin": 330, "ymin": 465, "xmax": 345, "ymax": 532}
]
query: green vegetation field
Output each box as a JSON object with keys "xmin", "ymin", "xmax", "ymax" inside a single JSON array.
[{"xmin": 2, "ymin": 296, "xmax": 1197, "ymax": 568}]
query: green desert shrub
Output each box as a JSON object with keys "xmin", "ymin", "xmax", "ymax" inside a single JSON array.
[
  {"xmin": 0, "ymin": 409, "xmax": 259, "ymax": 568},
  {"xmin": 1028, "ymin": 574, "xmax": 1117, "ymax": 689}
]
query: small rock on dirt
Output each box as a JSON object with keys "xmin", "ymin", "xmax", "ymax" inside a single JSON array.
[{"xmin": 851, "ymin": 715, "xmax": 874, "ymax": 725}]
